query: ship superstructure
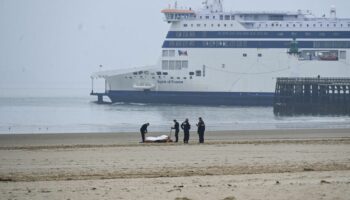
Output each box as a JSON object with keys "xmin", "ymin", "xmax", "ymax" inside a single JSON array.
[{"xmin": 91, "ymin": 0, "xmax": 350, "ymax": 105}]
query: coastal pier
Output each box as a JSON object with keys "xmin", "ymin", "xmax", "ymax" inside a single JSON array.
[{"xmin": 273, "ymin": 77, "xmax": 350, "ymax": 116}]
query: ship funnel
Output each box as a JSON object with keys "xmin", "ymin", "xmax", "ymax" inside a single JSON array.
[{"xmin": 330, "ymin": 5, "xmax": 336, "ymax": 19}]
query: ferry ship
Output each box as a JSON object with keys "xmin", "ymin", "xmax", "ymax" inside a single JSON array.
[{"xmin": 91, "ymin": 0, "xmax": 350, "ymax": 105}]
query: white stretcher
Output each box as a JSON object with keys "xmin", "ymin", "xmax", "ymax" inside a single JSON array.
[{"xmin": 145, "ymin": 135, "xmax": 172, "ymax": 143}]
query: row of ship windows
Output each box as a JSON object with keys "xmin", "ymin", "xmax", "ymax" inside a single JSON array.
[
  {"xmin": 184, "ymin": 23, "xmax": 234, "ymax": 28},
  {"xmin": 298, "ymin": 50, "xmax": 347, "ymax": 61},
  {"xmin": 125, "ymin": 71, "xmax": 203, "ymax": 80},
  {"xmin": 162, "ymin": 60, "xmax": 189, "ymax": 70},
  {"xmin": 183, "ymin": 23, "xmax": 350, "ymax": 28},
  {"xmin": 199, "ymin": 15, "xmax": 235, "ymax": 20},
  {"xmin": 162, "ymin": 50, "xmax": 176, "ymax": 57},
  {"xmin": 260, "ymin": 23, "xmax": 350, "ymax": 28},
  {"xmin": 165, "ymin": 41, "xmax": 350, "ymax": 48}
]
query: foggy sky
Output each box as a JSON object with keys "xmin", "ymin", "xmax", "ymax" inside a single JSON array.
[{"xmin": 0, "ymin": 0, "xmax": 349, "ymax": 97}]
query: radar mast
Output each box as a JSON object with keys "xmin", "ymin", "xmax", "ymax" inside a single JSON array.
[{"xmin": 203, "ymin": 0, "xmax": 223, "ymax": 13}]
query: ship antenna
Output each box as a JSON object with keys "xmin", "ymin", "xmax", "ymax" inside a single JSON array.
[{"xmin": 202, "ymin": 0, "xmax": 209, "ymax": 9}]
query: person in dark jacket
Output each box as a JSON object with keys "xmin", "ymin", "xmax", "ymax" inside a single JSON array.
[
  {"xmin": 181, "ymin": 119, "xmax": 191, "ymax": 144},
  {"xmin": 197, "ymin": 117, "xmax": 205, "ymax": 143},
  {"xmin": 140, "ymin": 123, "xmax": 150, "ymax": 143},
  {"xmin": 171, "ymin": 119, "xmax": 180, "ymax": 143}
]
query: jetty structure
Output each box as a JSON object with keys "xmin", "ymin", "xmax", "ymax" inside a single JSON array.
[{"xmin": 273, "ymin": 77, "xmax": 350, "ymax": 115}]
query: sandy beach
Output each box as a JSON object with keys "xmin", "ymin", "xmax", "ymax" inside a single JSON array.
[{"xmin": 0, "ymin": 129, "xmax": 350, "ymax": 200}]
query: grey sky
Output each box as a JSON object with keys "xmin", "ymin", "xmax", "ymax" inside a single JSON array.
[{"xmin": 0, "ymin": 0, "xmax": 349, "ymax": 97}]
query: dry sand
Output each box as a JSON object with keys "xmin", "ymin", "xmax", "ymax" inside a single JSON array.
[{"xmin": 0, "ymin": 129, "xmax": 350, "ymax": 200}]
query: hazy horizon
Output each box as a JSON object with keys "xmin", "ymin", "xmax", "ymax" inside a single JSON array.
[{"xmin": 1, "ymin": 0, "xmax": 349, "ymax": 97}]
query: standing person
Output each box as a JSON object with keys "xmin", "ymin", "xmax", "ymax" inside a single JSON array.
[
  {"xmin": 197, "ymin": 117, "xmax": 205, "ymax": 143},
  {"xmin": 181, "ymin": 119, "xmax": 191, "ymax": 144},
  {"xmin": 171, "ymin": 119, "xmax": 180, "ymax": 143},
  {"xmin": 140, "ymin": 123, "xmax": 150, "ymax": 143}
]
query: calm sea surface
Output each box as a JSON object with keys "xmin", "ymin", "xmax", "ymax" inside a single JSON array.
[{"xmin": 0, "ymin": 97, "xmax": 350, "ymax": 134}]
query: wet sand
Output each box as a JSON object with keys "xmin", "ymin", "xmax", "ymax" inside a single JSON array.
[{"xmin": 0, "ymin": 129, "xmax": 350, "ymax": 199}]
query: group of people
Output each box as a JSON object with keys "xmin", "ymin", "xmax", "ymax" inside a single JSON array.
[{"xmin": 140, "ymin": 117, "xmax": 206, "ymax": 144}]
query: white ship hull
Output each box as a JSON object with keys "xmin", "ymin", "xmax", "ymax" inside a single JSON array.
[{"xmin": 91, "ymin": 1, "xmax": 350, "ymax": 105}]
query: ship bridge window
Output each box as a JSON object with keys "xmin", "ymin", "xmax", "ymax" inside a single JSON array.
[
  {"xmin": 162, "ymin": 60, "xmax": 169, "ymax": 70},
  {"xmin": 175, "ymin": 61, "xmax": 182, "ymax": 70},
  {"xmin": 269, "ymin": 15, "xmax": 284, "ymax": 21},
  {"xmin": 169, "ymin": 61, "xmax": 175, "ymax": 70},
  {"xmin": 133, "ymin": 72, "xmax": 138, "ymax": 75},
  {"xmin": 195, "ymin": 70, "xmax": 202, "ymax": 77},
  {"xmin": 206, "ymin": 16, "xmax": 209, "ymax": 19},
  {"xmin": 231, "ymin": 15, "xmax": 235, "ymax": 20},
  {"xmin": 258, "ymin": 53, "xmax": 262, "ymax": 57},
  {"xmin": 169, "ymin": 50, "xmax": 175, "ymax": 57},
  {"xmin": 162, "ymin": 50, "xmax": 168, "ymax": 57},
  {"xmin": 220, "ymin": 15, "xmax": 223, "ymax": 20},
  {"xmin": 243, "ymin": 53, "xmax": 247, "ymax": 57},
  {"xmin": 182, "ymin": 61, "xmax": 188, "ymax": 68},
  {"xmin": 189, "ymin": 72, "xmax": 195, "ymax": 76},
  {"xmin": 156, "ymin": 72, "xmax": 162, "ymax": 75},
  {"xmin": 183, "ymin": 24, "xmax": 188, "ymax": 27},
  {"xmin": 162, "ymin": 72, "xmax": 168, "ymax": 75},
  {"xmin": 340, "ymin": 51, "xmax": 346, "ymax": 59},
  {"xmin": 225, "ymin": 15, "xmax": 230, "ymax": 20}
]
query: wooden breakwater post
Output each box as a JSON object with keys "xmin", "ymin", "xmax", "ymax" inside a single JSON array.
[{"xmin": 273, "ymin": 77, "xmax": 350, "ymax": 116}]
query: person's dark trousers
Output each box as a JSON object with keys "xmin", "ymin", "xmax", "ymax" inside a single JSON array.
[
  {"xmin": 140, "ymin": 131, "xmax": 145, "ymax": 142},
  {"xmin": 184, "ymin": 130, "xmax": 190, "ymax": 143},
  {"xmin": 175, "ymin": 130, "xmax": 179, "ymax": 142},
  {"xmin": 199, "ymin": 131, "xmax": 204, "ymax": 143}
]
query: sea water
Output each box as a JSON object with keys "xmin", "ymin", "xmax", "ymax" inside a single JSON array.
[{"xmin": 0, "ymin": 96, "xmax": 350, "ymax": 134}]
